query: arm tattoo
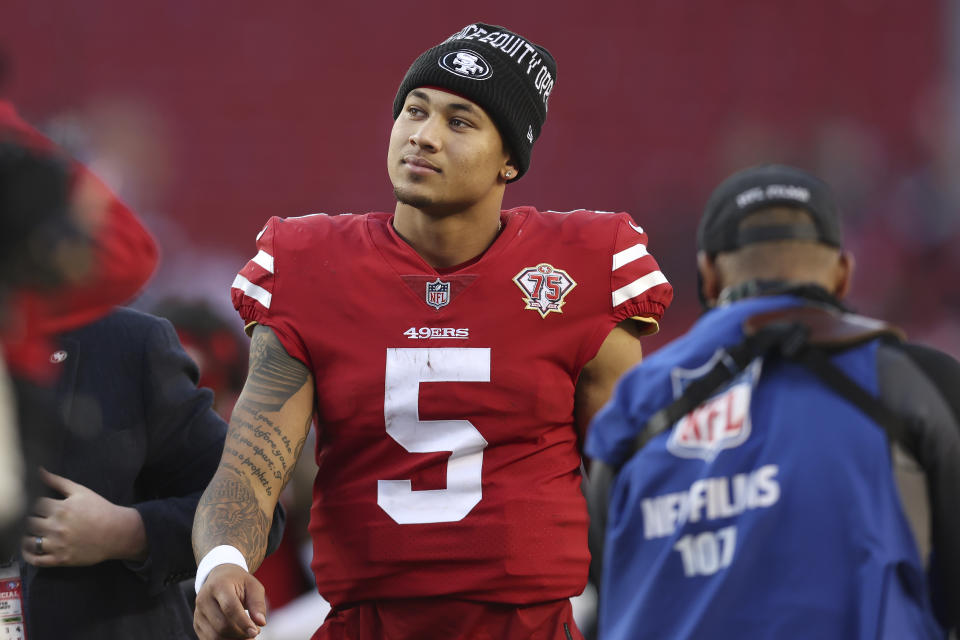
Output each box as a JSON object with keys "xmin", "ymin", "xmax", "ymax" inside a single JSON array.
[
  {"xmin": 193, "ymin": 327, "xmax": 313, "ymax": 566},
  {"xmin": 226, "ymin": 400, "xmax": 310, "ymax": 494},
  {"xmin": 281, "ymin": 414, "xmax": 311, "ymax": 488},
  {"xmin": 245, "ymin": 325, "xmax": 310, "ymax": 412},
  {"xmin": 193, "ymin": 465, "xmax": 271, "ymax": 567}
]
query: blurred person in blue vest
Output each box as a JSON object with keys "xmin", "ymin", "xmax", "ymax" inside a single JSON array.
[{"xmin": 586, "ymin": 165, "xmax": 960, "ymax": 640}]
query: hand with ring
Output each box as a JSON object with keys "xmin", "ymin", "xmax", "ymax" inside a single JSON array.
[{"xmin": 21, "ymin": 467, "xmax": 148, "ymax": 567}]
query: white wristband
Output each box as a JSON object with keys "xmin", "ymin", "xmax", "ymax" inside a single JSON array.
[{"xmin": 195, "ymin": 545, "xmax": 249, "ymax": 594}]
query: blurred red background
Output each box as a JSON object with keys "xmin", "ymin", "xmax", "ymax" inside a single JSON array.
[{"xmin": 1, "ymin": 0, "xmax": 953, "ymax": 353}]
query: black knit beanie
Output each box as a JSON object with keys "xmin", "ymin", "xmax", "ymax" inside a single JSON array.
[{"xmin": 392, "ymin": 23, "xmax": 557, "ymax": 181}]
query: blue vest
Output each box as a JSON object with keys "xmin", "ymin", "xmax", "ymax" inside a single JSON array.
[{"xmin": 586, "ymin": 296, "xmax": 944, "ymax": 640}]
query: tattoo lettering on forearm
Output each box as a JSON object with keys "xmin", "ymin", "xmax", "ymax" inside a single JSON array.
[
  {"xmin": 230, "ymin": 401, "xmax": 300, "ymax": 480},
  {"xmin": 281, "ymin": 416, "xmax": 311, "ymax": 488},
  {"xmin": 225, "ymin": 431, "xmax": 281, "ymax": 483},
  {"xmin": 231, "ymin": 406, "xmax": 310, "ymax": 492},
  {"xmin": 254, "ymin": 411, "xmax": 294, "ymax": 455},
  {"xmin": 222, "ymin": 444, "xmax": 275, "ymax": 495},
  {"xmin": 244, "ymin": 327, "xmax": 310, "ymax": 412},
  {"xmin": 235, "ymin": 405, "xmax": 293, "ymax": 450},
  {"xmin": 194, "ymin": 469, "xmax": 270, "ymax": 565}
]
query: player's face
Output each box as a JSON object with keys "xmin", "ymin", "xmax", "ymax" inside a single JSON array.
[{"xmin": 388, "ymin": 88, "xmax": 513, "ymax": 213}]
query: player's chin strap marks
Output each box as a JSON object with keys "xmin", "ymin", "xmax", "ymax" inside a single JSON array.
[
  {"xmin": 620, "ymin": 304, "xmax": 908, "ymax": 473},
  {"xmin": 195, "ymin": 545, "xmax": 249, "ymax": 594}
]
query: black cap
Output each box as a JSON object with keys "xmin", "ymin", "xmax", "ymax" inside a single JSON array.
[
  {"xmin": 698, "ymin": 164, "xmax": 843, "ymax": 255},
  {"xmin": 393, "ymin": 23, "xmax": 557, "ymax": 181}
]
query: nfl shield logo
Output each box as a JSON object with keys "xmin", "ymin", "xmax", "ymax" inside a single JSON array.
[
  {"xmin": 665, "ymin": 352, "xmax": 763, "ymax": 461},
  {"xmin": 425, "ymin": 278, "xmax": 451, "ymax": 310}
]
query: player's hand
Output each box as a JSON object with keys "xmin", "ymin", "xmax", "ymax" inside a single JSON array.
[
  {"xmin": 194, "ymin": 564, "xmax": 267, "ymax": 640},
  {"xmin": 21, "ymin": 467, "xmax": 145, "ymax": 567}
]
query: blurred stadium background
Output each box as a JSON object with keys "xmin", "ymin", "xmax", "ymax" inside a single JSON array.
[
  {"xmin": 3, "ymin": 2, "xmax": 956, "ymax": 636},
  {"xmin": 3, "ymin": 0, "xmax": 957, "ymax": 357}
]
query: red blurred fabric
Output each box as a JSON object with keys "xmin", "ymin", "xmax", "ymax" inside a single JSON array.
[{"xmin": 0, "ymin": 99, "xmax": 158, "ymax": 381}]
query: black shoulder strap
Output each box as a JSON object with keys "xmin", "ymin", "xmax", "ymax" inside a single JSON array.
[
  {"xmin": 790, "ymin": 347, "xmax": 911, "ymax": 454},
  {"xmin": 619, "ymin": 305, "xmax": 908, "ymax": 473},
  {"xmin": 625, "ymin": 321, "xmax": 808, "ymax": 468}
]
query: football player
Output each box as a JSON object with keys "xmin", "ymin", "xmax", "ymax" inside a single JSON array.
[{"xmin": 192, "ymin": 23, "xmax": 673, "ymax": 640}]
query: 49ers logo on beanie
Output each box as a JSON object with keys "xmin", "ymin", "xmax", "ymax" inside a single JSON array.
[
  {"xmin": 393, "ymin": 23, "xmax": 558, "ymax": 181},
  {"xmin": 441, "ymin": 25, "xmax": 555, "ymax": 109},
  {"xmin": 439, "ymin": 50, "xmax": 493, "ymax": 79}
]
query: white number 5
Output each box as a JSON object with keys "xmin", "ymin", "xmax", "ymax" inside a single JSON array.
[{"xmin": 378, "ymin": 348, "xmax": 490, "ymax": 524}]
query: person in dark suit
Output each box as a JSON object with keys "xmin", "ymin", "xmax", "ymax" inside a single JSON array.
[
  {"xmin": 18, "ymin": 306, "xmax": 283, "ymax": 639},
  {"xmin": 0, "ymin": 94, "xmax": 159, "ymax": 558}
]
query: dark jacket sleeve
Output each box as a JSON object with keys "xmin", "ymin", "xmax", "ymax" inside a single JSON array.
[
  {"xmin": 878, "ymin": 341, "xmax": 960, "ymax": 632},
  {"xmin": 130, "ymin": 315, "xmax": 227, "ymax": 594}
]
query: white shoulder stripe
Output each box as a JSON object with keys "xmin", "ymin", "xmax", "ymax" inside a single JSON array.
[
  {"xmin": 252, "ymin": 250, "xmax": 274, "ymax": 274},
  {"xmin": 232, "ymin": 274, "xmax": 272, "ymax": 309},
  {"xmin": 612, "ymin": 271, "xmax": 669, "ymax": 307},
  {"xmin": 286, "ymin": 212, "xmax": 330, "ymax": 220},
  {"xmin": 612, "ymin": 243, "xmax": 649, "ymax": 270}
]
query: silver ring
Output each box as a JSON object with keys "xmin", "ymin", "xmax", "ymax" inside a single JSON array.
[{"xmin": 34, "ymin": 535, "xmax": 44, "ymax": 555}]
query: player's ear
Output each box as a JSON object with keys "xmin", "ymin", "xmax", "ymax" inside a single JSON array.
[
  {"xmin": 697, "ymin": 251, "xmax": 721, "ymax": 308},
  {"xmin": 500, "ymin": 157, "xmax": 519, "ymax": 183}
]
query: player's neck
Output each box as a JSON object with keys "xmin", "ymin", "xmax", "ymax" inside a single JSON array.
[{"xmin": 393, "ymin": 203, "xmax": 503, "ymax": 270}]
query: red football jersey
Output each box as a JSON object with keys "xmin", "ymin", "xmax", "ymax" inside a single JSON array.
[{"xmin": 232, "ymin": 206, "xmax": 673, "ymax": 607}]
